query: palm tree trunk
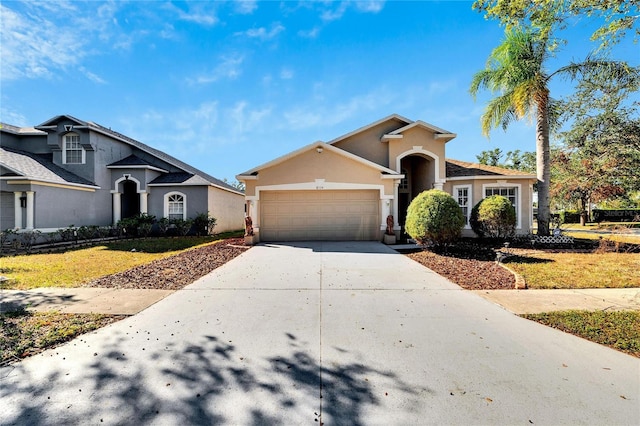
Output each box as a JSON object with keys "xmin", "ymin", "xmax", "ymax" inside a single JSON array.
[{"xmin": 536, "ymin": 95, "xmax": 551, "ymax": 236}]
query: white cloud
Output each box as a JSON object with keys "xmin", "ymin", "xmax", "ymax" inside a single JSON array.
[
  {"xmin": 298, "ymin": 27, "xmax": 321, "ymax": 39},
  {"xmin": 78, "ymin": 67, "xmax": 107, "ymax": 84},
  {"xmin": 0, "ymin": 107, "xmax": 29, "ymax": 126},
  {"xmin": 234, "ymin": 0, "xmax": 258, "ymax": 15},
  {"xmin": 354, "ymin": 1, "xmax": 385, "ymax": 13},
  {"xmin": 122, "ymin": 101, "xmax": 272, "ymax": 160},
  {"xmin": 188, "ymin": 54, "xmax": 245, "ymax": 85},
  {"xmin": 280, "ymin": 68, "xmax": 294, "ymax": 80},
  {"xmin": 283, "ymin": 88, "xmax": 394, "ymax": 130},
  {"xmin": 320, "ymin": 2, "xmax": 349, "ymax": 22},
  {"xmin": 1, "ymin": 5, "xmax": 82, "ymax": 81},
  {"xmin": 0, "ymin": 2, "xmax": 125, "ymax": 82},
  {"xmin": 170, "ymin": 2, "xmax": 219, "ymax": 26},
  {"xmin": 237, "ymin": 23, "xmax": 285, "ymax": 40}
]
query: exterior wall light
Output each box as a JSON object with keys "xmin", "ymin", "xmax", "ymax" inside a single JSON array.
[{"xmin": 316, "ymin": 147, "xmax": 323, "ymax": 154}]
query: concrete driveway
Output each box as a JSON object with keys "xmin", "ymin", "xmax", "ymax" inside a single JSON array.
[{"xmin": 1, "ymin": 242, "xmax": 638, "ymax": 425}]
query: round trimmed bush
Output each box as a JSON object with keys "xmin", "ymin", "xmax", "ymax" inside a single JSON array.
[
  {"xmin": 405, "ymin": 189, "xmax": 465, "ymax": 246},
  {"xmin": 470, "ymin": 195, "xmax": 516, "ymax": 239}
]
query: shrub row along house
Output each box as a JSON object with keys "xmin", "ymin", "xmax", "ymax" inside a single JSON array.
[
  {"xmin": 0, "ymin": 115, "xmax": 245, "ymax": 233},
  {"xmin": 237, "ymin": 114, "xmax": 537, "ymax": 242}
]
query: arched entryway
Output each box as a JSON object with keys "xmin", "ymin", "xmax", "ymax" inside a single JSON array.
[
  {"xmin": 121, "ymin": 180, "xmax": 140, "ymax": 219},
  {"xmin": 397, "ymin": 154, "xmax": 437, "ymax": 231}
]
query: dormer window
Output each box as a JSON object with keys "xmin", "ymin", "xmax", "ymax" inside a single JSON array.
[{"xmin": 63, "ymin": 133, "xmax": 85, "ymax": 164}]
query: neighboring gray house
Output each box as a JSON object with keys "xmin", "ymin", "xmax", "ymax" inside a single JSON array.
[{"xmin": 0, "ymin": 115, "xmax": 245, "ymax": 233}]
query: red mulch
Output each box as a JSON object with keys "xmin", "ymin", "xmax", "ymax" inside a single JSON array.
[
  {"xmin": 408, "ymin": 247, "xmax": 516, "ymax": 290},
  {"xmin": 83, "ymin": 238, "xmax": 249, "ymax": 290}
]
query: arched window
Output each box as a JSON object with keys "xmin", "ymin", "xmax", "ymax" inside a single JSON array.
[
  {"xmin": 164, "ymin": 192, "xmax": 186, "ymax": 220},
  {"xmin": 63, "ymin": 133, "xmax": 85, "ymax": 164}
]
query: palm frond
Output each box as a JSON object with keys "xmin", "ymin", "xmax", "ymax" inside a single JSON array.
[{"xmin": 481, "ymin": 93, "xmax": 518, "ymax": 136}]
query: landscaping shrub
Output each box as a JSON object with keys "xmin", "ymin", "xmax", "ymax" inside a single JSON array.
[
  {"xmin": 193, "ymin": 212, "xmax": 217, "ymax": 236},
  {"xmin": 559, "ymin": 210, "xmax": 581, "ymax": 224},
  {"xmin": 470, "ymin": 195, "xmax": 516, "ymax": 239},
  {"xmin": 170, "ymin": 218, "xmax": 194, "ymax": 236},
  {"xmin": 405, "ymin": 189, "xmax": 464, "ymax": 247},
  {"xmin": 117, "ymin": 213, "xmax": 156, "ymax": 237}
]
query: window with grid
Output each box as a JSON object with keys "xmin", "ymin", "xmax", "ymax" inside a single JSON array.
[
  {"xmin": 399, "ymin": 168, "xmax": 408, "ymax": 191},
  {"xmin": 485, "ymin": 187, "xmax": 517, "ymax": 221},
  {"xmin": 167, "ymin": 194, "xmax": 184, "ymax": 220},
  {"xmin": 64, "ymin": 134, "xmax": 84, "ymax": 164},
  {"xmin": 455, "ymin": 187, "xmax": 470, "ymax": 226}
]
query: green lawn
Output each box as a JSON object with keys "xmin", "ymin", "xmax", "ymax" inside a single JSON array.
[
  {"xmin": 0, "ymin": 235, "xmax": 231, "ymax": 290},
  {"xmin": 522, "ymin": 311, "xmax": 640, "ymax": 357},
  {"xmin": 507, "ymin": 251, "xmax": 640, "ymax": 289}
]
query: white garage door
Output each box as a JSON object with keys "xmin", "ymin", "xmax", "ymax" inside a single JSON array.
[{"xmin": 260, "ymin": 190, "xmax": 380, "ymax": 241}]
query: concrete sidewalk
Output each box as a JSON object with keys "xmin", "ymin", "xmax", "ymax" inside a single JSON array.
[
  {"xmin": 0, "ymin": 288, "xmax": 173, "ymax": 315},
  {"xmin": 2, "ymin": 286, "xmax": 639, "ymax": 316},
  {"xmin": 475, "ymin": 288, "xmax": 640, "ymax": 314}
]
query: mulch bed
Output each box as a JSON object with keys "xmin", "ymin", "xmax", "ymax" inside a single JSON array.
[
  {"xmin": 83, "ymin": 238, "xmax": 249, "ymax": 290},
  {"xmin": 407, "ymin": 243, "xmax": 516, "ymax": 290}
]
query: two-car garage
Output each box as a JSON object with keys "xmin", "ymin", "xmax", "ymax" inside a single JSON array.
[{"xmin": 259, "ymin": 190, "xmax": 380, "ymax": 241}]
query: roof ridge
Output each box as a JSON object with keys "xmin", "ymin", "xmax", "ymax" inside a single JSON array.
[
  {"xmin": 446, "ymin": 158, "xmax": 534, "ymax": 176},
  {"xmin": 85, "ymin": 121, "xmax": 241, "ymax": 193}
]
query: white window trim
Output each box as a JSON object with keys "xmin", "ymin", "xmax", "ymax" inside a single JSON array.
[
  {"xmin": 62, "ymin": 133, "xmax": 85, "ymax": 165},
  {"xmin": 453, "ymin": 184, "xmax": 472, "ymax": 229},
  {"xmin": 164, "ymin": 191, "xmax": 187, "ymax": 220},
  {"xmin": 482, "ymin": 183, "xmax": 522, "ymax": 229}
]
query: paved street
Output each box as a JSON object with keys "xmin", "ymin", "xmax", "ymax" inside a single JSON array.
[{"xmin": 1, "ymin": 242, "xmax": 638, "ymax": 425}]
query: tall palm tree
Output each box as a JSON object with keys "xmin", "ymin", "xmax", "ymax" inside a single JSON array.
[{"xmin": 470, "ymin": 27, "xmax": 632, "ymax": 236}]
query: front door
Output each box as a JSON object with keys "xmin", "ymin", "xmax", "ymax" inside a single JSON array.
[{"xmin": 121, "ymin": 180, "xmax": 140, "ymax": 219}]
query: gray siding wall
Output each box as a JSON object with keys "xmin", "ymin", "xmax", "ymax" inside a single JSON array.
[
  {"xmin": 147, "ymin": 186, "xmax": 209, "ymax": 220},
  {"xmin": 0, "ymin": 192, "xmax": 15, "ymax": 230},
  {"xmin": 34, "ymin": 185, "xmax": 104, "ymax": 228}
]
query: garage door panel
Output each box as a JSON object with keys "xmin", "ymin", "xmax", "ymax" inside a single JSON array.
[{"xmin": 260, "ymin": 190, "xmax": 380, "ymax": 241}]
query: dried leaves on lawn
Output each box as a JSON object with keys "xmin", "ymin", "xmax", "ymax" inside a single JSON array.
[{"xmin": 0, "ymin": 310, "xmax": 125, "ymax": 366}]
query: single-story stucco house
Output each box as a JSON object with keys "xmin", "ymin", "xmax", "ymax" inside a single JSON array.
[
  {"xmin": 1, "ymin": 115, "xmax": 245, "ymax": 233},
  {"xmin": 237, "ymin": 114, "xmax": 536, "ymax": 242}
]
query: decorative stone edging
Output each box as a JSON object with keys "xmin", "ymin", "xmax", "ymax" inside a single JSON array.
[{"xmin": 497, "ymin": 263, "xmax": 527, "ymax": 289}]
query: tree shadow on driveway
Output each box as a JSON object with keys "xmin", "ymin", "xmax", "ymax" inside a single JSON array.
[{"xmin": 0, "ymin": 331, "xmax": 425, "ymax": 425}]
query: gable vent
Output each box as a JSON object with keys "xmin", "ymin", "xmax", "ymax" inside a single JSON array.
[{"xmin": 64, "ymin": 125, "xmax": 73, "ymax": 132}]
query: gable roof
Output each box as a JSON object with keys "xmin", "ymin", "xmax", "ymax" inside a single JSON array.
[
  {"xmin": 328, "ymin": 114, "xmax": 412, "ymax": 145},
  {"xmin": 107, "ymin": 154, "xmax": 169, "ymax": 173},
  {"xmin": 0, "ymin": 123, "xmax": 46, "ymax": 135},
  {"xmin": 446, "ymin": 159, "xmax": 536, "ymax": 179},
  {"xmin": 383, "ymin": 120, "xmax": 456, "ymax": 141},
  {"xmin": 0, "ymin": 146, "xmax": 98, "ymax": 188},
  {"xmin": 237, "ymin": 141, "xmax": 400, "ymax": 178},
  {"xmin": 34, "ymin": 115, "xmax": 242, "ymax": 195}
]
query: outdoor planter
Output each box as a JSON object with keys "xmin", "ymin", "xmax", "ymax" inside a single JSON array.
[
  {"xmin": 383, "ymin": 234, "xmax": 396, "ymax": 245},
  {"xmin": 244, "ymin": 234, "xmax": 258, "ymax": 245}
]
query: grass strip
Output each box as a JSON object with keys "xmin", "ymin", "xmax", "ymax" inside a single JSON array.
[
  {"xmin": 0, "ymin": 236, "xmax": 228, "ymax": 290},
  {"xmin": 522, "ymin": 310, "xmax": 640, "ymax": 357},
  {"xmin": 508, "ymin": 252, "xmax": 640, "ymax": 289},
  {"xmin": 0, "ymin": 310, "xmax": 125, "ymax": 366}
]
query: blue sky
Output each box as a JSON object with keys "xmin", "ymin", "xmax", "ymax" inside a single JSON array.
[{"xmin": 2, "ymin": 0, "xmax": 638, "ymax": 183}]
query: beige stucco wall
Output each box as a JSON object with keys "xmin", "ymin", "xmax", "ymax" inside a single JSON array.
[
  {"xmin": 243, "ymin": 148, "xmax": 396, "ymax": 197},
  {"xmin": 207, "ymin": 187, "xmax": 245, "ymax": 233},
  {"xmin": 444, "ymin": 178, "xmax": 535, "ymax": 236},
  {"xmin": 387, "ymin": 127, "xmax": 447, "ymax": 180},
  {"xmin": 331, "ymin": 119, "xmax": 408, "ymax": 168}
]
